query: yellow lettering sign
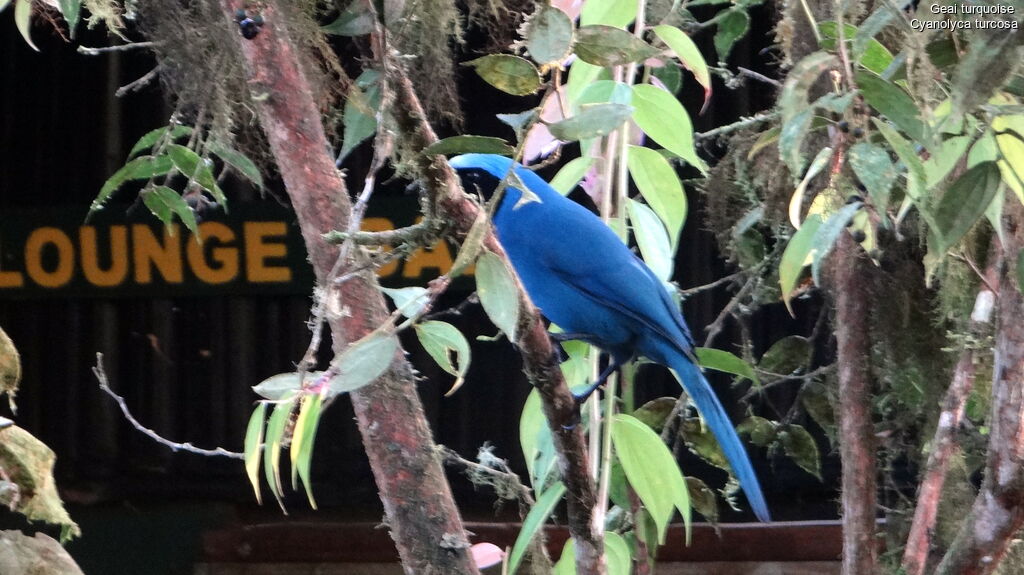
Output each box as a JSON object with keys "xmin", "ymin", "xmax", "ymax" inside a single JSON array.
[
  {"xmin": 80, "ymin": 226, "xmax": 129, "ymax": 287},
  {"xmin": 187, "ymin": 222, "xmax": 239, "ymax": 284},
  {"xmin": 132, "ymin": 224, "xmax": 183, "ymax": 284},
  {"xmin": 25, "ymin": 227, "xmax": 74, "ymax": 288},
  {"xmin": 244, "ymin": 222, "xmax": 291, "ymax": 283}
]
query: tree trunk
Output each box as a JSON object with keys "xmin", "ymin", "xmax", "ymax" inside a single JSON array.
[
  {"xmin": 219, "ymin": 2, "xmax": 479, "ymax": 573},
  {"xmin": 832, "ymin": 234, "xmax": 879, "ymax": 575},
  {"xmin": 934, "ymin": 202, "xmax": 1024, "ymax": 575}
]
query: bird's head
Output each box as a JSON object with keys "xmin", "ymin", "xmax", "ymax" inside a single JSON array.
[{"xmin": 449, "ymin": 154, "xmax": 516, "ymax": 202}]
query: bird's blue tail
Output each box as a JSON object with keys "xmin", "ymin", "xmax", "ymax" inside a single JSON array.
[{"xmin": 671, "ymin": 356, "xmax": 771, "ymax": 522}]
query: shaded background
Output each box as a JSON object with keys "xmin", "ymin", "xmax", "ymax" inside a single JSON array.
[{"xmin": 0, "ymin": 5, "xmax": 838, "ymax": 574}]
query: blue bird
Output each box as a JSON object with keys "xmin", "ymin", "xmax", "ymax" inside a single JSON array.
[{"xmin": 450, "ymin": 153, "xmax": 771, "ymax": 522}]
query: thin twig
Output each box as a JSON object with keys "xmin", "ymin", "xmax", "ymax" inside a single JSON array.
[
  {"xmin": 77, "ymin": 41, "xmax": 158, "ymax": 56},
  {"xmin": 92, "ymin": 353, "xmax": 243, "ymax": 459},
  {"xmin": 695, "ymin": 112, "xmax": 779, "ymax": 142},
  {"xmin": 115, "ymin": 67, "xmax": 160, "ymax": 98}
]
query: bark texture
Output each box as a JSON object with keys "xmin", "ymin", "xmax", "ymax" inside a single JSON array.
[
  {"xmin": 219, "ymin": 3, "xmax": 479, "ymax": 573},
  {"xmin": 935, "ymin": 203, "xmax": 1024, "ymax": 575},
  {"xmin": 833, "ymin": 234, "xmax": 879, "ymax": 575}
]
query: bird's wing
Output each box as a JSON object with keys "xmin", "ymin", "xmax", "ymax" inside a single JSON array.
[{"xmin": 546, "ymin": 248, "xmax": 695, "ymax": 351}]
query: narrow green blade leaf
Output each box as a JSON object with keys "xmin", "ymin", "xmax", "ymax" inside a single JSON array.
[
  {"xmin": 243, "ymin": 402, "xmax": 268, "ymax": 504},
  {"xmin": 338, "ymin": 73, "xmax": 382, "ymax": 163},
  {"xmin": 476, "ymin": 251, "xmax": 521, "ymax": 339},
  {"xmin": 57, "ymin": 0, "xmax": 81, "ymax": 36},
  {"xmin": 291, "ymin": 393, "xmax": 324, "ymax": 508},
  {"xmin": 152, "ymin": 186, "xmax": 198, "ymax": 235},
  {"xmin": 507, "ymin": 481, "xmax": 566, "ymax": 575},
  {"xmin": 873, "ymin": 118, "xmax": 926, "ymax": 202},
  {"xmin": 263, "ymin": 396, "xmax": 295, "ymax": 511}
]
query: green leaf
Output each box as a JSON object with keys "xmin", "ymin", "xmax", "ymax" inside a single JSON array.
[
  {"xmin": 580, "ymin": 0, "xmax": 636, "ymax": 28},
  {"xmin": 713, "ymin": 9, "xmax": 749, "ymax": 63},
  {"xmin": 565, "ymin": 60, "xmax": 604, "ymax": 106},
  {"xmin": 873, "ymin": 117, "xmax": 926, "ymax": 202},
  {"xmin": 779, "ymin": 424, "xmax": 821, "ymax": 480},
  {"xmin": 737, "ymin": 416, "xmax": 778, "ymax": 447},
  {"xmin": 380, "ymin": 286, "xmax": 431, "ymax": 318},
  {"xmin": 520, "ymin": 389, "xmax": 557, "ymax": 491},
  {"xmin": 291, "ymin": 393, "xmax": 323, "ymax": 508},
  {"xmin": 555, "ymin": 532, "xmax": 631, "ymax": 575},
  {"xmin": 526, "ymin": 4, "xmax": 574, "ymax": 65},
  {"xmin": 575, "ymin": 80, "xmax": 633, "ymax": 108},
  {"xmin": 856, "ymin": 71, "xmax": 924, "ymax": 142},
  {"xmin": 252, "ymin": 372, "xmax": 313, "ymax": 400},
  {"xmin": 652, "ymin": 62, "xmax": 683, "ymax": 95},
  {"xmin": 759, "ymin": 335, "xmax": 811, "ymax": 376},
  {"xmin": 631, "ymin": 84, "xmax": 705, "ymax": 173},
  {"xmin": 547, "ymin": 103, "xmax": 632, "ymax": 142},
  {"xmin": 779, "ymin": 213, "xmax": 823, "ymax": 314},
  {"xmin": 950, "ymin": 26, "xmax": 1024, "ymax": 122},
  {"xmin": 612, "ymin": 414, "xmax": 691, "ymax": 544},
  {"xmin": 818, "ymin": 21, "xmax": 894, "ymax": 75},
  {"xmin": 243, "ymin": 402, "xmax": 268, "ymax": 504},
  {"xmin": 414, "ymin": 321, "xmax": 471, "ymax": 391},
  {"xmin": 423, "ymin": 135, "xmax": 515, "ymax": 157},
  {"xmin": 57, "ymin": 0, "xmax": 81, "ymax": 36},
  {"xmin": 628, "ymin": 145, "xmax": 687, "ymax": 250},
  {"xmin": 779, "ymin": 52, "xmax": 836, "ymax": 176},
  {"xmin": 789, "ymin": 146, "xmax": 832, "ymax": 228},
  {"xmin": 849, "ymin": 142, "xmax": 897, "ymax": 210},
  {"xmin": 15, "ymin": 0, "xmax": 38, "ymax": 51},
  {"xmin": 575, "ymin": 25, "xmax": 659, "ymax": 67},
  {"xmin": 129, "ymin": 125, "xmax": 193, "ymax": 158},
  {"xmin": 628, "ymin": 199, "xmax": 673, "ymax": 281},
  {"xmin": 653, "ymin": 25, "xmax": 711, "ymax": 104},
  {"xmin": 994, "ymin": 117, "xmax": 1024, "ymax": 203},
  {"xmin": 694, "ymin": 347, "xmax": 760, "ymax": 386},
  {"xmin": 507, "ymin": 481, "xmax": 566, "ymax": 575},
  {"xmin": 338, "ymin": 72, "xmax": 382, "ymax": 163},
  {"xmin": 1017, "ymin": 249, "xmax": 1024, "ymax": 293},
  {"xmin": 149, "ymin": 186, "xmax": 198, "ymax": 235},
  {"xmin": 91, "ymin": 155, "xmax": 175, "ymax": 212},
  {"xmin": 166, "ymin": 144, "xmax": 226, "ymax": 205},
  {"xmin": 810, "ymin": 202, "xmax": 862, "ymax": 285},
  {"xmin": 633, "ymin": 397, "xmax": 680, "ymax": 433},
  {"xmin": 208, "ymin": 141, "xmax": 265, "ymax": 189},
  {"xmin": 680, "ymin": 417, "xmax": 728, "ymax": 470},
  {"xmin": 933, "ymin": 162, "xmax": 1003, "ymax": 253},
  {"xmin": 852, "ymin": 7, "xmax": 896, "ymax": 62},
  {"xmin": 476, "ymin": 251, "xmax": 521, "ymax": 339},
  {"xmin": 685, "ymin": 476, "xmax": 719, "ymax": 524},
  {"xmin": 142, "ymin": 188, "xmax": 172, "ymax": 227},
  {"xmin": 464, "ymin": 55, "xmax": 542, "ymax": 96},
  {"xmin": 924, "ymin": 135, "xmax": 972, "ymax": 190},
  {"xmin": 0, "ymin": 1, "xmax": 12, "ymax": 13},
  {"xmin": 322, "ymin": 5, "xmax": 374, "ymax": 36},
  {"xmin": 263, "ymin": 395, "xmax": 296, "ymax": 510},
  {"xmin": 328, "ymin": 332, "xmax": 399, "ymax": 394},
  {"xmin": 549, "ymin": 156, "xmax": 593, "ymax": 195}
]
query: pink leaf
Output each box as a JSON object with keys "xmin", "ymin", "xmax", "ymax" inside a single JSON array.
[{"xmin": 470, "ymin": 542, "xmax": 506, "ymax": 569}]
